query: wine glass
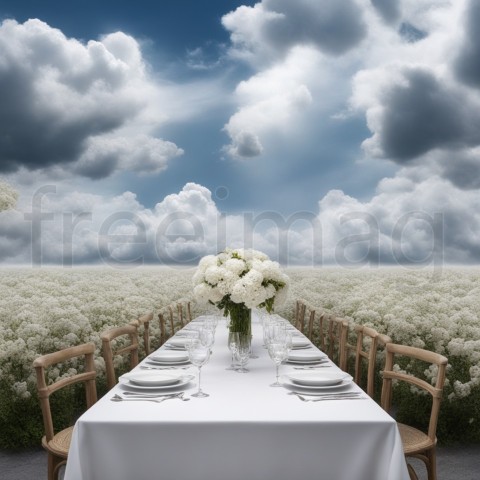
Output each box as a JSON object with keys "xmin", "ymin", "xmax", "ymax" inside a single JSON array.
[
  {"xmin": 186, "ymin": 340, "xmax": 211, "ymax": 398},
  {"xmin": 268, "ymin": 342, "xmax": 288, "ymax": 387},
  {"xmin": 199, "ymin": 328, "xmax": 215, "ymax": 350},
  {"xmin": 226, "ymin": 332, "xmax": 240, "ymax": 371},
  {"xmin": 234, "ymin": 342, "xmax": 250, "ymax": 373}
]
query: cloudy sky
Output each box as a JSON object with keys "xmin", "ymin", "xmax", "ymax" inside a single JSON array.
[{"xmin": 0, "ymin": 0, "xmax": 480, "ymax": 267}]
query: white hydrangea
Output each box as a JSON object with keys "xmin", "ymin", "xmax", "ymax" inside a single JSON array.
[{"xmin": 192, "ymin": 248, "xmax": 289, "ymax": 311}]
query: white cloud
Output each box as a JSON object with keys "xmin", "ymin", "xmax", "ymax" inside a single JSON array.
[
  {"xmin": 0, "ymin": 19, "xmax": 183, "ymax": 178},
  {"xmin": 222, "ymin": 46, "xmax": 317, "ymax": 159},
  {"xmin": 348, "ymin": 0, "xmax": 480, "ymax": 189},
  {"xmin": 222, "ymin": 0, "xmax": 367, "ymax": 64},
  {"xmin": 2, "ymin": 177, "xmax": 480, "ymax": 267}
]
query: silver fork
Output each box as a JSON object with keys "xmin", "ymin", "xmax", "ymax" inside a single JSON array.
[
  {"xmin": 289, "ymin": 392, "xmax": 365, "ymax": 402},
  {"xmin": 140, "ymin": 365, "xmax": 189, "ymax": 370},
  {"xmin": 293, "ymin": 365, "xmax": 331, "ymax": 370},
  {"xmin": 121, "ymin": 391, "xmax": 183, "ymax": 397},
  {"xmin": 111, "ymin": 393, "xmax": 189, "ymax": 402}
]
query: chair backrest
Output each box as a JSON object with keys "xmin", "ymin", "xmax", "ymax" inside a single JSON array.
[
  {"xmin": 352, "ymin": 325, "xmax": 392, "ymax": 398},
  {"xmin": 33, "ymin": 343, "xmax": 97, "ymax": 442},
  {"xmin": 100, "ymin": 325, "xmax": 139, "ymax": 390},
  {"xmin": 306, "ymin": 309, "xmax": 315, "ymax": 341},
  {"xmin": 186, "ymin": 301, "xmax": 193, "ymax": 323},
  {"xmin": 326, "ymin": 316, "xmax": 349, "ymax": 371},
  {"xmin": 158, "ymin": 312, "xmax": 167, "ymax": 346},
  {"xmin": 130, "ymin": 312, "xmax": 153, "ymax": 357},
  {"xmin": 316, "ymin": 311, "xmax": 327, "ymax": 351},
  {"xmin": 295, "ymin": 300, "xmax": 306, "ymax": 332},
  {"xmin": 168, "ymin": 306, "xmax": 175, "ymax": 334},
  {"xmin": 177, "ymin": 303, "xmax": 185, "ymax": 328},
  {"xmin": 381, "ymin": 343, "xmax": 448, "ymax": 442}
]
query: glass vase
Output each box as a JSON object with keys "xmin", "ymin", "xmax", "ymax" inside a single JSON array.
[{"xmin": 227, "ymin": 304, "xmax": 251, "ymax": 350}]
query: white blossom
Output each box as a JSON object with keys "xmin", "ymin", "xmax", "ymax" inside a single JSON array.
[
  {"xmin": 192, "ymin": 248, "xmax": 289, "ymax": 311},
  {"xmin": 0, "ymin": 179, "xmax": 18, "ymax": 212}
]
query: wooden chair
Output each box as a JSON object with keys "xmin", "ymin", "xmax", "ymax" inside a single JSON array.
[
  {"xmin": 130, "ymin": 312, "xmax": 153, "ymax": 357},
  {"xmin": 178, "ymin": 300, "xmax": 193, "ymax": 324},
  {"xmin": 306, "ymin": 309, "xmax": 315, "ymax": 341},
  {"xmin": 352, "ymin": 325, "xmax": 392, "ymax": 398},
  {"xmin": 158, "ymin": 312, "xmax": 168, "ymax": 346},
  {"xmin": 33, "ymin": 343, "xmax": 97, "ymax": 480},
  {"xmin": 100, "ymin": 325, "xmax": 139, "ymax": 390},
  {"xmin": 294, "ymin": 300, "xmax": 306, "ymax": 332},
  {"xmin": 315, "ymin": 311, "xmax": 327, "ymax": 351},
  {"xmin": 380, "ymin": 343, "xmax": 448, "ymax": 480},
  {"xmin": 176, "ymin": 303, "xmax": 185, "ymax": 328},
  {"xmin": 325, "ymin": 315, "xmax": 349, "ymax": 371},
  {"xmin": 168, "ymin": 305, "xmax": 175, "ymax": 335}
]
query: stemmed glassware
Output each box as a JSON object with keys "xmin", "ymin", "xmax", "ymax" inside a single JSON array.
[
  {"xmin": 199, "ymin": 328, "xmax": 215, "ymax": 350},
  {"xmin": 186, "ymin": 339, "xmax": 211, "ymax": 398},
  {"xmin": 267, "ymin": 342, "xmax": 288, "ymax": 387},
  {"xmin": 234, "ymin": 341, "xmax": 250, "ymax": 373},
  {"xmin": 263, "ymin": 318, "xmax": 291, "ymax": 387},
  {"xmin": 226, "ymin": 332, "xmax": 240, "ymax": 371}
]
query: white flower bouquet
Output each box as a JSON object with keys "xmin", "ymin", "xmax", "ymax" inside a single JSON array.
[
  {"xmin": 193, "ymin": 248, "xmax": 289, "ymax": 313},
  {"xmin": 193, "ymin": 248, "xmax": 289, "ymax": 341}
]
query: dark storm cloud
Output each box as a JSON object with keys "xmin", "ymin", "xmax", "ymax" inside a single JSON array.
[
  {"xmin": 0, "ymin": 19, "xmax": 182, "ymax": 179},
  {"xmin": 438, "ymin": 151, "xmax": 480, "ymax": 190},
  {"xmin": 376, "ymin": 68, "xmax": 480, "ymax": 161},
  {"xmin": 370, "ymin": 0, "xmax": 401, "ymax": 24},
  {"xmin": 454, "ymin": 0, "xmax": 480, "ymax": 88},
  {"xmin": 262, "ymin": 0, "xmax": 367, "ymax": 56},
  {"xmin": 0, "ymin": 64, "xmax": 125, "ymax": 173},
  {"xmin": 399, "ymin": 23, "xmax": 427, "ymax": 43}
]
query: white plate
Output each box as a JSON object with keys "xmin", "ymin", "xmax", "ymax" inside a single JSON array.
[
  {"xmin": 285, "ymin": 358, "xmax": 328, "ymax": 365},
  {"xmin": 286, "ymin": 371, "xmax": 348, "ymax": 386},
  {"xmin": 288, "ymin": 351, "xmax": 325, "ymax": 362},
  {"xmin": 145, "ymin": 359, "xmax": 191, "ymax": 367},
  {"xmin": 280, "ymin": 375, "xmax": 353, "ymax": 391},
  {"xmin": 166, "ymin": 337, "xmax": 188, "ymax": 347},
  {"xmin": 119, "ymin": 374, "xmax": 195, "ymax": 391},
  {"xmin": 149, "ymin": 351, "xmax": 189, "ymax": 363},
  {"xmin": 124, "ymin": 371, "xmax": 183, "ymax": 387},
  {"xmin": 292, "ymin": 338, "xmax": 311, "ymax": 348}
]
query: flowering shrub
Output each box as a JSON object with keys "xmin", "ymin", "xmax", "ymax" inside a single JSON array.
[
  {"xmin": 0, "ymin": 266, "xmax": 479, "ymax": 447},
  {"xmin": 282, "ymin": 267, "xmax": 480, "ymax": 443},
  {"xmin": 0, "ymin": 267, "xmax": 194, "ymax": 448},
  {"xmin": 0, "ymin": 179, "xmax": 18, "ymax": 212},
  {"xmin": 193, "ymin": 248, "xmax": 289, "ymax": 314}
]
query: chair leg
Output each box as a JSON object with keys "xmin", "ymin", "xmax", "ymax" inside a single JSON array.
[
  {"xmin": 47, "ymin": 453, "xmax": 56, "ymax": 480},
  {"xmin": 47, "ymin": 453, "xmax": 65, "ymax": 480},
  {"xmin": 407, "ymin": 462, "xmax": 419, "ymax": 480},
  {"xmin": 426, "ymin": 448, "xmax": 437, "ymax": 480}
]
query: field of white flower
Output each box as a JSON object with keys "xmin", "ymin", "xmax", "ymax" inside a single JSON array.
[{"xmin": 1, "ymin": 266, "xmax": 479, "ymax": 448}]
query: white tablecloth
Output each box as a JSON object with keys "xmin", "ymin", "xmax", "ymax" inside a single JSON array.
[{"xmin": 65, "ymin": 316, "xmax": 409, "ymax": 480}]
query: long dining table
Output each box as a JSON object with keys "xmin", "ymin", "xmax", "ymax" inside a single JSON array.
[{"xmin": 64, "ymin": 314, "xmax": 409, "ymax": 480}]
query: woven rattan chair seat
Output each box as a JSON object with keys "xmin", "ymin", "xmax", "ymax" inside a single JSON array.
[
  {"xmin": 42, "ymin": 426, "xmax": 73, "ymax": 458},
  {"xmin": 398, "ymin": 423, "xmax": 435, "ymax": 455}
]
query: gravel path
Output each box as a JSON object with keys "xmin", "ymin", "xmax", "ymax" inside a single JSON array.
[{"xmin": 1, "ymin": 444, "xmax": 480, "ymax": 479}]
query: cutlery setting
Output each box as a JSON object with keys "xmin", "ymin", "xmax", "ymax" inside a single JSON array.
[
  {"xmin": 288, "ymin": 391, "xmax": 366, "ymax": 402},
  {"xmin": 140, "ymin": 365, "xmax": 190, "ymax": 371},
  {"xmin": 293, "ymin": 365, "xmax": 331, "ymax": 370},
  {"xmin": 111, "ymin": 392, "xmax": 190, "ymax": 403}
]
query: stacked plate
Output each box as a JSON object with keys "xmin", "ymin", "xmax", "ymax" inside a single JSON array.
[
  {"xmin": 147, "ymin": 350, "xmax": 190, "ymax": 366},
  {"xmin": 281, "ymin": 371, "xmax": 353, "ymax": 393},
  {"xmin": 291, "ymin": 337, "xmax": 312, "ymax": 350},
  {"xmin": 286, "ymin": 350, "xmax": 327, "ymax": 365},
  {"xmin": 164, "ymin": 337, "xmax": 188, "ymax": 350},
  {"xmin": 119, "ymin": 371, "xmax": 194, "ymax": 392}
]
